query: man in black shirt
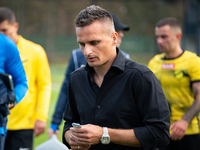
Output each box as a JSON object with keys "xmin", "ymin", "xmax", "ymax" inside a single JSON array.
[{"xmin": 63, "ymin": 5, "xmax": 170, "ymax": 150}]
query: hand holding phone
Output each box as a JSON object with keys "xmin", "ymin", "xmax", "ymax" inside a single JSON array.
[{"xmin": 72, "ymin": 123, "xmax": 82, "ymax": 128}]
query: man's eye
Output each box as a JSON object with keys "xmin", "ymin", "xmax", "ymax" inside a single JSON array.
[
  {"xmin": 79, "ymin": 43, "xmax": 85, "ymax": 47},
  {"xmin": 0, "ymin": 29, "xmax": 7, "ymax": 33},
  {"xmin": 91, "ymin": 41, "xmax": 99, "ymax": 45},
  {"xmin": 161, "ymin": 35, "xmax": 167, "ymax": 39}
]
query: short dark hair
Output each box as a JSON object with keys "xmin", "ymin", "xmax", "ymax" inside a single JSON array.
[
  {"xmin": 0, "ymin": 7, "xmax": 16, "ymax": 24},
  {"xmin": 156, "ymin": 17, "xmax": 181, "ymax": 29},
  {"xmin": 75, "ymin": 5, "xmax": 113, "ymax": 27}
]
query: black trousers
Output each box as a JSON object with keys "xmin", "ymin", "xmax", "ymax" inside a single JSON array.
[
  {"xmin": 4, "ymin": 129, "xmax": 33, "ymax": 150},
  {"xmin": 0, "ymin": 134, "xmax": 5, "ymax": 150},
  {"xmin": 160, "ymin": 134, "xmax": 200, "ymax": 150}
]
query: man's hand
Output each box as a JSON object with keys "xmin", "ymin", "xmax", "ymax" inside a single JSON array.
[
  {"xmin": 69, "ymin": 136, "xmax": 91, "ymax": 150},
  {"xmin": 65, "ymin": 124, "xmax": 103, "ymax": 150},
  {"xmin": 48, "ymin": 128, "xmax": 59, "ymax": 139},
  {"xmin": 8, "ymin": 103, "xmax": 14, "ymax": 109},
  {"xmin": 70, "ymin": 124, "xmax": 103, "ymax": 146},
  {"xmin": 170, "ymin": 119, "xmax": 189, "ymax": 141},
  {"xmin": 65, "ymin": 130, "xmax": 91, "ymax": 150},
  {"xmin": 34, "ymin": 120, "xmax": 46, "ymax": 137}
]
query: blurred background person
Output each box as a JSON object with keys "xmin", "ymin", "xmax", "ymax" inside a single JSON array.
[
  {"xmin": 0, "ymin": 33, "xmax": 28, "ymax": 150},
  {"xmin": 148, "ymin": 17, "xmax": 200, "ymax": 150},
  {"xmin": 48, "ymin": 13, "xmax": 130, "ymax": 138},
  {"xmin": 0, "ymin": 7, "xmax": 51, "ymax": 150}
]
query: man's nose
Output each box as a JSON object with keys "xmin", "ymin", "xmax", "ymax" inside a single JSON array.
[
  {"xmin": 84, "ymin": 45, "xmax": 92, "ymax": 56},
  {"xmin": 157, "ymin": 37, "xmax": 162, "ymax": 44}
]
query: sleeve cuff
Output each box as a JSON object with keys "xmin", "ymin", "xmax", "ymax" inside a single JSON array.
[{"xmin": 50, "ymin": 123, "xmax": 59, "ymax": 132}]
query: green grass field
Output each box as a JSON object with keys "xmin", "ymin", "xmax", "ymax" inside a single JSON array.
[{"xmin": 33, "ymin": 63, "xmax": 67, "ymax": 148}]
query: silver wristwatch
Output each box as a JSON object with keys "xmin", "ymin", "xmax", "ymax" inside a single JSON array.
[{"xmin": 100, "ymin": 127, "xmax": 110, "ymax": 144}]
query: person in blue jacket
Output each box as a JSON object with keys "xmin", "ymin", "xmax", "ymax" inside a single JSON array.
[
  {"xmin": 0, "ymin": 33, "xmax": 28, "ymax": 150},
  {"xmin": 48, "ymin": 13, "xmax": 130, "ymax": 138}
]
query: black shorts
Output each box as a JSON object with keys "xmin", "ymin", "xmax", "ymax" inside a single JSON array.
[
  {"xmin": 4, "ymin": 129, "xmax": 33, "ymax": 150},
  {"xmin": 160, "ymin": 134, "xmax": 200, "ymax": 150}
]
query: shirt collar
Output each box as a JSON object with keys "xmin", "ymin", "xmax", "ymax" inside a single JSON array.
[
  {"xmin": 161, "ymin": 50, "xmax": 185, "ymax": 60},
  {"xmin": 85, "ymin": 47, "xmax": 126, "ymax": 74}
]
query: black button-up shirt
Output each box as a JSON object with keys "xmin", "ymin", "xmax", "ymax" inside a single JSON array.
[{"xmin": 63, "ymin": 49, "xmax": 170, "ymax": 150}]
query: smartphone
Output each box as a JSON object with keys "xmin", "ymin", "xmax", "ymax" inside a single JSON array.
[{"xmin": 72, "ymin": 123, "xmax": 82, "ymax": 128}]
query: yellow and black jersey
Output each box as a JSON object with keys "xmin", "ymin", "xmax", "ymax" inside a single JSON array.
[{"xmin": 148, "ymin": 51, "xmax": 200, "ymax": 135}]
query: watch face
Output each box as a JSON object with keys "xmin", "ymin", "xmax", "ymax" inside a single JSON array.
[{"xmin": 101, "ymin": 136, "xmax": 110, "ymax": 144}]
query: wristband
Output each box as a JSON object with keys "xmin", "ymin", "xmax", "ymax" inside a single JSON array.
[{"xmin": 50, "ymin": 123, "xmax": 59, "ymax": 132}]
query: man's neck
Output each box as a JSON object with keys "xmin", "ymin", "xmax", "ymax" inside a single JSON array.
[
  {"xmin": 93, "ymin": 64, "xmax": 111, "ymax": 87},
  {"xmin": 165, "ymin": 46, "xmax": 183, "ymax": 59},
  {"xmin": 14, "ymin": 35, "xmax": 19, "ymax": 44},
  {"xmin": 11, "ymin": 34, "xmax": 19, "ymax": 44},
  {"xmin": 93, "ymin": 52, "xmax": 117, "ymax": 87}
]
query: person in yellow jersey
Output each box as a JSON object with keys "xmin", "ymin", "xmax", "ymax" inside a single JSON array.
[
  {"xmin": 0, "ymin": 7, "xmax": 51, "ymax": 150},
  {"xmin": 148, "ymin": 17, "xmax": 200, "ymax": 150}
]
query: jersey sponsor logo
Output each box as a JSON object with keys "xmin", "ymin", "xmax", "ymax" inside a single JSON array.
[
  {"xmin": 174, "ymin": 70, "xmax": 184, "ymax": 79},
  {"xmin": 162, "ymin": 63, "xmax": 175, "ymax": 70}
]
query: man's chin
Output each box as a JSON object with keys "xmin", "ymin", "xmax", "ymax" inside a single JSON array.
[
  {"xmin": 87, "ymin": 62, "xmax": 99, "ymax": 67},
  {"xmin": 158, "ymin": 46, "xmax": 165, "ymax": 52}
]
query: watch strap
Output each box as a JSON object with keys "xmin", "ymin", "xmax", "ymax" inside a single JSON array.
[{"xmin": 103, "ymin": 127, "xmax": 108, "ymax": 134}]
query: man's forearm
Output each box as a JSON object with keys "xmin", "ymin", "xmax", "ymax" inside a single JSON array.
[
  {"xmin": 182, "ymin": 82, "xmax": 200, "ymax": 122},
  {"xmin": 182, "ymin": 98, "xmax": 200, "ymax": 122},
  {"xmin": 108, "ymin": 128, "xmax": 141, "ymax": 147}
]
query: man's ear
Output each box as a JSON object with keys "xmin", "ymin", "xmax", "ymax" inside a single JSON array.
[
  {"xmin": 176, "ymin": 33, "xmax": 182, "ymax": 41},
  {"xmin": 14, "ymin": 22, "xmax": 19, "ymax": 32},
  {"xmin": 112, "ymin": 32, "xmax": 118, "ymax": 45}
]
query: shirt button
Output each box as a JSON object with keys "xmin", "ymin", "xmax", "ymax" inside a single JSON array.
[{"xmin": 97, "ymin": 105, "xmax": 100, "ymax": 108}]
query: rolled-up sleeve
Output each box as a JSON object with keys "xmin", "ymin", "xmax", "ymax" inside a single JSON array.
[{"xmin": 133, "ymin": 71, "xmax": 170, "ymax": 149}]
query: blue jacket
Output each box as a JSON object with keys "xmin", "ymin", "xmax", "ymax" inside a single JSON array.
[
  {"xmin": 50, "ymin": 48, "xmax": 130, "ymax": 131},
  {"xmin": 0, "ymin": 34, "xmax": 28, "ymax": 103},
  {"xmin": 0, "ymin": 34, "xmax": 28, "ymax": 136}
]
